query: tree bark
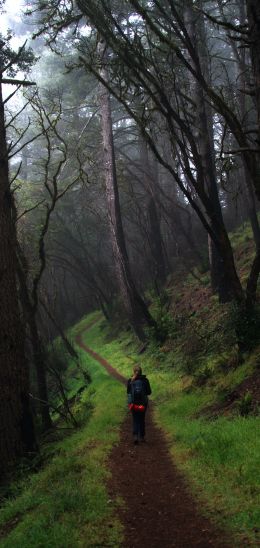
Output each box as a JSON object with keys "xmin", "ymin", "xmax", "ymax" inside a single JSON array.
[
  {"xmin": 0, "ymin": 82, "xmax": 36, "ymax": 472},
  {"xmin": 16, "ymin": 249, "xmax": 53, "ymax": 431},
  {"xmin": 77, "ymin": 0, "xmax": 244, "ymax": 304},
  {"xmin": 246, "ymin": 0, "xmax": 260, "ymax": 154},
  {"xmin": 29, "ymin": 318, "xmax": 53, "ymax": 431},
  {"xmin": 99, "ymin": 40, "xmax": 156, "ymax": 340},
  {"xmin": 234, "ymin": 0, "xmax": 260, "ymax": 247},
  {"xmin": 185, "ymin": 1, "xmax": 237, "ymax": 302},
  {"xmin": 139, "ymin": 138, "xmax": 167, "ymax": 286},
  {"xmin": 246, "ymin": 248, "xmax": 260, "ymax": 307}
]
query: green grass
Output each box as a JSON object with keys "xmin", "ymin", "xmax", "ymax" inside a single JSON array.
[
  {"xmin": 0, "ymin": 316, "xmax": 125, "ymax": 548},
  {"xmin": 82, "ymin": 317, "xmax": 260, "ymax": 546},
  {"xmin": 1, "ymin": 309, "xmax": 259, "ymax": 547},
  {"xmin": 156, "ymin": 412, "xmax": 260, "ymax": 543}
]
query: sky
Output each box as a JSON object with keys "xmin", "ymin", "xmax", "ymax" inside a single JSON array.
[
  {"xmin": 2, "ymin": 0, "xmax": 23, "ymax": 32},
  {"xmin": 1, "ymin": 0, "xmax": 31, "ymax": 104},
  {"xmin": 2, "ymin": 0, "xmax": 29, "ymax": 48}
]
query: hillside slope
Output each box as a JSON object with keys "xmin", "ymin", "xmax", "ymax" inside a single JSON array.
[{"xmin": 0, "ymin": 223, "xmax": 259, "ymax": 547}]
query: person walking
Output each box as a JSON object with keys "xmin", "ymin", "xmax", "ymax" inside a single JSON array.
[{"xmin": 127, "ymin": 365, "xmax": 152, "ymax": 444}]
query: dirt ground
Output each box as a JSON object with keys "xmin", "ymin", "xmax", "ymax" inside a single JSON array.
[{"xmin": 77, "ymin": 329, "xmax": 232, "ymax": 548}]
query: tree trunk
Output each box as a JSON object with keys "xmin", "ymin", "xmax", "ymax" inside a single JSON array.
[
  {"xmin": 246, "ymin": 248, "xmax": 260, "ymax": 307},
  {"xmin": 96, "ymin": 294, "xmax": 110, "ymax": 321},
  {"xmin": 30, "ymin": 319, "xmax": 53, "ymax": 430},
  {"xmin": 99, "ymin": 40, "xmax": 156, "ymax": 340},
  {"xmin": 235, "ymin": 0, "xmax": 260, "ymax": 247},
  {"xmin": 139, "ymin": 138, "xmax": 167, "ymax": 286},
  {"xmin": 246, "ymin": 0, "xmax": 260, "ymax": 154},
  {"xmin": 0, "ymin": 82, "xmax": 36, "ymax": 472},
  {"xmin": 185, "ymin": 1, "xmax": 236, "ymax": 302},
  {"xmin": 246, "ymin": 183, "xmax": 260, "ymax": 247},
  {"xmin": 17, "ymin": 248, "xmax": 52, "ymax": 431}
]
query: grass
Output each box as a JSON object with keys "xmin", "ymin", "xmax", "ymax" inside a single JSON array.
[
  {"xmin": 82, "ymin": 317, "xmax": 260, "ymax": 546},
  {"xmin": 1, "ymin": 215, "xmax": 259, "ymax": 546},
  {"xmin": 1, "ymin": 223, "xmax": 260, "ymax": 547},
  {"xmin": 0, "ymin": 315, "xmax": 125, "ymax": 548},
  {"xmin": 157, "ymin": 408, "xmax": 260, "ymax": 544}
]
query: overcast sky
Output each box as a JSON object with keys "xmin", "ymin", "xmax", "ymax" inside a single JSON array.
[
  {"xmin": 2, "ymin": 0, "xmax": 32, "ymax": 99},
  {"xmin": 2, "ymin": 0, "xmax": 23, "ymax": 31}
]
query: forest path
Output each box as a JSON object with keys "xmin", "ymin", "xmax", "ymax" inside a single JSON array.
[{"xmin": 76, "ymin": 327, "xmax": 231, "ymax": 548}]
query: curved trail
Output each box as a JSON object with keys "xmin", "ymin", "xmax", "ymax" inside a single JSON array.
[{"xmin": 76, "ymin": 327, "xmax": 230, "ymax": 548}]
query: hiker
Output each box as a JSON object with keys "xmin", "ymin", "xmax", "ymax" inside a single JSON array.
[{"xmin": 127, "ymin": 365, "xmax": 151, "ymax": 444}]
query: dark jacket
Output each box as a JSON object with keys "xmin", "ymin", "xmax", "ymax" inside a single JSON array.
[{"xmin": 127, "ymin": 374, "xmax": 152, "ymax": 398}]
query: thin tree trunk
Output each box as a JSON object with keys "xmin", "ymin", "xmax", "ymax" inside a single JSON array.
[
  {"xmin": 196, "ymin": 3, "xmax": 230, "ymax": 300},
  {"xmin": 246, "ymin": 249, "xmax": 260, "ymax": 307},
  {"xmin": 235, "ymin": 0, "xmax": 260, "ymax": 247},
  {"xmin": 246, "ymin": 0, "xmax": 260, "ymax": 154},
  {"xmin": 186, "ymin": 1, "xmax": 242, "ymax": 302},
  {"xmin": 139, "ymin": 138, "xmax": 167, "ymax": 286},
  {"xmin": 29, "ymin": 319, "xmax": 53, "ymax": 430},
  {"xmin": 17, "ymin": 248, "xmax": 52, "ymax": 431},
  {"xmin": 99, "ymin": 40, "xmax": 156, "ymax": 340}
]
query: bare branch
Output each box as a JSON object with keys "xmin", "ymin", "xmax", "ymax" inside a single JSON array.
[
  {"xmin": 3, "ymin": 84, "xmax": 23, "ymax": 105},
  {"xmin": 8, "ymin": 130, "xmax": 44, "ymax": 160},
  {"xmin": 1, "ymin": 78, "xmax": 36, "ymax": 86},
  {"xmin": 224, "ymin": 147, "xmax": 260, "ymax": 155},
  {"xmin": 10, "ymin": 161, "xmax": 22, "ymax": 184},
  {"xmin": 16, "ymin": 199, "xmax": 46, "ymax": 222},
  {"xmin": 197, "ymin": 8, "xmax": 248, "ymax": 35}
]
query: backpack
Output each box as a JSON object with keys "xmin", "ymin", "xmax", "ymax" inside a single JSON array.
[{"xmin": 131, "ymin": 379, "xmax": 147, "ymax": 406}]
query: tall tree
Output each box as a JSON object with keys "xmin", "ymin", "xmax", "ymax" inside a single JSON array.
[
  {"xmin": 184, "ymin": 1, "xmax": 230, "ymax": 300},
  {"xmin": 246, "ymin": 0, "xmax": 260, "ymax": 154},
  {"xmin": 99, "ymin": 40, "xmax": 157, "ymax": 340},
  {"xmin": 75, "ymin": 0, "xmax": 260, "ymax": 305},
  {"xmin": 139, "ymin": 137, "xmax": 167, "ymax": 287},
  {"xmin": 16, "ymin": 89, "xmax": 83, "ymax": 429},
  {"xmin": 0, "ymin": 32, "xmax": 36, "ymax": 471}
]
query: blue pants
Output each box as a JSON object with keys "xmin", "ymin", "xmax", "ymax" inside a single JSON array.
[{"xmin": 132, "ymin": 409, "xmax": 146, "ymax": 439}]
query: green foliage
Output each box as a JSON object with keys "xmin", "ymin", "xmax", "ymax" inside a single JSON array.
[
  {"xmin": 2, "ymin": 231, "xmax": 260, "ymax": 546},
  {"xmin": 104, "ymin": 297, "xmax": 129, "ymax": 335},
  {"xmin": 0, "ymin": 31, "xmax": 36, "ymax": 76},
  {"xmin": 47, "ymin": 338, "xmax": 91, "ymax": 403},
  {"xmin": 83, "ymin": 315, "xmax": 260, "ymax": 545},
  {"xmin": 194, "ymin": 365, "xmax": 213, "ymax": 386},
  {"xmin": 168, "ymin": 415, "xmax": 260, "ymax": 541},
  {"xmin": 47, "ymin": 344, "xmax": 69, "ymax": 375},
  {"xmin": 175, "ymin": 298, "xmax": 260, "ymax": 376},
  {"xmin": 227, "ymin": 303, "xmax": 260, "ymax": 350},
  {"xmin": 148, "ymin": 292, "xmax": 185, "ymax": 345},
  {"xmin": 179, "ymin": 325, "xmax": 204, "ymax": 374},
  {"xmin": 196, "ymin": 253, "xmax": 210, "ymax": 275},
  {"xmin": 0, "ymin": 317, "xmax": 125, "ymax": 547},
  {"xmin": 237, "ymin": 391, "xmax": 253, "ymax": 417},
  {"xmin": 71, "ymin": 388, "xmax": 94, "ymax": 425}
]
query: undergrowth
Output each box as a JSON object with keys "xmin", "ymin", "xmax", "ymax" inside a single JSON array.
[
  {"xmin": 85, "ymin": 316, "xmax": 260, "ymax": 546},
  {"xmin": 1, "ymin": 220, "xmax": 260, "ymax": 547},
  {"xmin": 0, "ymin": 315, "xmax": 125, "ymax": 548}
]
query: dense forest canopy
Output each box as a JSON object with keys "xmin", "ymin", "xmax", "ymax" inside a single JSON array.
[{"xmin": 0, "ymin": 0, "xmax": 260, "ymax": 468}]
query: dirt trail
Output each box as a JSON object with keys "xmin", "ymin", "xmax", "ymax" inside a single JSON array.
[{"xmin": 76, "ymin": 328, "xmax": 231, "ymax": 548}]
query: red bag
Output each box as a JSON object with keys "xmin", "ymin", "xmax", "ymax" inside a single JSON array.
[{"xmin": 128, "ymin": 403, "xmax": 145, "ymax": 412}]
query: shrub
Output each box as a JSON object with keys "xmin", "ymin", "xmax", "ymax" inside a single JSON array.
[
  {"xmin": 148, "ymin": 293, "xmax": 184, "ymax": 343},
  {"xmin": 194, "ymin": 365, "xmax": 213, "ymax": 386},
  {"xmin": 237, "ymin": 391, "xmax": 253, "ymax": 417},
  {"xmin": 227, "ymin": 303, "xmax": 260, "ymax": 351}
]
